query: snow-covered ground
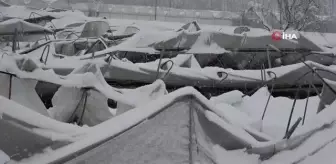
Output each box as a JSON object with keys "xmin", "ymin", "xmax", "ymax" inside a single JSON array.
[{"xmin": 2, "ymin": 4, "xmax": 336, "ymax": 164}]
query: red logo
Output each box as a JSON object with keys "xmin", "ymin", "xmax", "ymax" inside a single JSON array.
[{"xmin": 271, "ymin": 31, "xmax": 282, "ymax": 41}]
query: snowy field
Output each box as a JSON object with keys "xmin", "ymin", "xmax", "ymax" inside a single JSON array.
[{"xmin": 1, "ymin": 4, "xmax": 336, "ymax": 164}]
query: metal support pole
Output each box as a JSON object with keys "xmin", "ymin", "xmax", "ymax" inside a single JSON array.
[
  {"xmin": 267, "ymin": 47, "xmax": 272, "ymax": 69},
  {"xmin": 156, "ymin": 50, "xmax": 164, "ymax": 80},
  {"xmin": 154, "ymin": 0, "xmax": 158, "ymax": 20},
  {"xmin": 284, "ymin": 86, "xmax": 301, "ymax": 137}
]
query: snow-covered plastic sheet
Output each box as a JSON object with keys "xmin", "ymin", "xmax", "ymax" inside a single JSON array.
[
  {"xmin": 116, "ymin": 79, "xmax": 168, "ymax": 114},
  {"xmin": 23, "ymin": 86, "xmax": 336, "ymax": 164},
  {"xmin": 0, "ymin": 19, "xmax": 53, "ymax": 41},
  {"xmin": 48, "ymin": 87, "xmax": 113, "ymax": 126},
  {"xmin": 0, "ymin": 150, "xmax": 9, "ymax": 164},
  {"xmin": 66, "ymin": 101, "xmax": 196, "ymax": 164},
  {"xmin": 317, "ymin": 79, "xmax": 336, "ymax": 112},
  {"xmin": 0, "ymin": 57, "xmax": 49, "ymax": 116},
  {"xmin": 79, "ymin": 21, "xmax": 110, "ymax": 38},
  {"xmin": 101, "ymin": 58, "xmax": 336, "ymax": 89},
  {"xmin": 153, "ymin": 30, "xmax": 323, "ymax": 52},
  {"xmin": 17, "ymin": 47, "xmax": 336, "ymax": 89},
  {"xmin": 0, "ymin": 5, "xmax": 85, "ymax": 20},
  {"xmin": 44, "ymin": 51, "xmax": 335, "ymax": 89},
  {"xmin": 0, "ymin": 96, "xmax": 86, "ymax": 161},
  {"xmin": 213, "ymin": 87, "xmax": 320, "ymax": 139},
  {"xmin": 25, "ymin": 87, "xmax": 263, "ymax": 164},
  {"xmin": 88, "ymin": 27, "xmax": 322, "ymax": 57},
  {"xmin": 46, "ymin": 95, "xmax": 253, "ymax": 164},
  {"xmin": 48, "ymin": 62, "xmax": 168, "ymax": 126},
  {"xmin": 0, "ymin": 56, "xmax": 135, "ymax": 107},
  {"xmin": 138, "ymin": 54, "xmax": 202, "ymax": 69},
  {"xmin": 0, "ymin": 73, "xmax": 49, "ymax": 117}
]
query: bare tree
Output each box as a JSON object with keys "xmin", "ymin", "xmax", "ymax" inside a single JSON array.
[
  {"xmin": 243, "ymin": 0, "xmax": 323, "ymax": 31},
  {"xmin": 242, "ymin": 1, "xmax": 275, "ymax": 31},
  {"xmin": 278, "ymin": 0, "xmax": 320, "ymax": 31},
  {"xmin": 87, "ymin": 0, "xmax": 102, "ymax": 17}
]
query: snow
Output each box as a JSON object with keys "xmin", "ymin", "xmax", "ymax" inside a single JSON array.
[
  {"xmin": 3, "ymin": 5, "xmax": 336, "ymax": 163},
  {"xmin": 0, "ymin": 56, "xmax": 136, "ymax": 106},
  {"xmin": 205, "ymin": 110, "xmax": 260, "ymax": 146},
  {"xmin": 0, "ymin": 5, "xmax": 86, "ymax": 20},
  {"xmin": 86, "ymin": 55, "xmax": 335, "ymax": 89},
  {"xmin": 137, "ymin": 54, "xmax": 201, "ymax": 69},
  {"xmin": 49, "ymin": 87, "xmax": 114, "ymax": 126},
  {"xmin": 1, "ymin": 55, "xmax": 332, "ymax": 118},
  {"xmin": 239, "ymin": 88, "xmax": 320, "ymax": 138},
  {"xmin": 10, "ymin": 77, "xmax": 49, "ymax": 117},
  {"xmin": 301, "ymin": 137, "xmax": 336, "ymax": 164},
  {"xmin": 213, "ymin": 146, "xmax": 260, "ymax": 164},
  {"xmin": 23, "ymin": 87, "xmax": 257, "ymax": 164},
  {"xmin": 108, "ymin": 19, "xmax": 176, "ymax": 34},
  {"xmin": 210, "ymin": 90, "xmax": 244, "ymax": 105},
  {"xmin": 9, "ymin": 84, "xmax": 336, "ymax": 164},
  {"xmin": 116, "ymin": 80, "xmax": 168, "ymax": 114},
  {"xmin": 211, "ymin": 87, "xmax": 320, "ymax": 139},
  {"xmin": 0, "ymin": 18, "xmax": 53, "ymax": 36},
  {"xmin": 50, "ymin": 14, "xmax": 95, "ymax": 29},
  {"xmin": 0, "ymin": 95, "xmax": 86, "ymax": 135},
  {"xmin": 21, "ymin": 42, "xmax": 57, "ymax": 64},
  {"xmin": 187, "ymin": 31, "xmax": 229, "ymax": 54},
  {"xmin": 301, "ymin": 32, "xmax": 336, "ymax": 48},
  {"xmin": 214, "ymin": 103, "xmax": 258, "ymax": 128},
  {"xmin": 0, "ymin": 6, "xmax": 43, "ymax": 19},
  {"xmin": 0, "ymin": 150, "xmax": 9, "ymax": 164},
  {"xmin": 19, "ymin": 84, "xmax": 320, "ymax": 162},
  {"xmin": 48, "ymin": 87, "xmax": 84, "ymax": 122},
  {"xmin": 256, "ymin": 98, "xmax": 336, "ymax": 163}
]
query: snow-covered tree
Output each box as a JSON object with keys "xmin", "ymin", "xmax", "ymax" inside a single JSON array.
[
  {"xmin": 242, "ymin": 0, "xmax": 324, "ymax": 31},
  {"xmin": 241, "ymin": 1, "xmax": 279, "ymax": 31},
  {"xmin": 87, "ymin": 0, "xmax": 103, "ymax": 17},
  {"xmin": 277, "ymin": 0, "xmax": 321, "ymax": 31}
]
